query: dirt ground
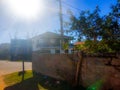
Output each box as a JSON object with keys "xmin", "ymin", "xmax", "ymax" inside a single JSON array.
[{"xmin": 0, "ymin": 60, "xmax": 32, "ymax": 90}]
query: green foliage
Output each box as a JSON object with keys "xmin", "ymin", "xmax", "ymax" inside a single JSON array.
[
  {"xmin": 62, "ymin": 42, "xmax": 69, "ymax": 50},
  {"xmin": 73, "ymin": 39, "xmax": 120, "ymax": 53},
  {"xmin": 67, "ymin": 6, "xmax": 102, "ymax": 41},
  {"xmin": 97, "ymin": 40, "xmax": 113, "ymax": 53},
  {"xmin": 74, "ymin": 44, "xmax": 84, "ymax": 51},
  {"xmin": 83, "ymin": 40, "xmax": 93, "ymax": 50},
  {"xmin": 83, "ymin": 40, "xmax": 116, "ymax": 53},
  {"xmin": 66, "ymin": 0, "xmax": 120, "ymax": 53},
  {"xmin": 106, "ymin": 40, "xmax": 120, "ymax": 52},
  {"xmin": 83, "ymin": 40, "xmax": 98, "ymax": 53}
]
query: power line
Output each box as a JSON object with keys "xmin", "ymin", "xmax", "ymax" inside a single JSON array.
[{"xmin": 61, "ymin": 0, "xmax": 82, "ymax": 12}]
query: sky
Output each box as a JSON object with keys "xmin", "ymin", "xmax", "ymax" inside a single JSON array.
[{"xmin": 0, "ymin": 0, "xmax": 117, "ymax": 44}]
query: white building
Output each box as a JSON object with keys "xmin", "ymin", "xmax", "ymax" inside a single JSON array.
[{"xmin": 31, "ymin": 32, "xmax": 72, "ymax": 54}]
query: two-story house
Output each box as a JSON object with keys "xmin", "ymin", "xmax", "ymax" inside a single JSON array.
[{"xmin": 31, "ymin": 32, "xmax": 71, "ymax": 54}]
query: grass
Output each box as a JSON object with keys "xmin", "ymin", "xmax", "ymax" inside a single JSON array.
[
  {"xmin": 4, "ymin": 70, "xmax": 33, "ymax": 85},
  {"xmin": 3, "ymin": 70, "xmax": 72, "ymax": 90}
]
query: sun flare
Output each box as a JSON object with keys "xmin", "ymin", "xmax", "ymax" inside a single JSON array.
[{"xmin": 2, "ymin": 0, "xmax": 45, "ymax": 21}]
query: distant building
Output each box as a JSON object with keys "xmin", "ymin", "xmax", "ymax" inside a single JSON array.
[
  {"xmin": 31, "ymin": 32, "xmax": 72, "ymax": 54},
  {"xmin": 0, "ymin": 43, "xmax": 10, "ymax": 60},
  {"xmin": 10, "ymin": 39, "xmax": 32, "ymax": 61}
]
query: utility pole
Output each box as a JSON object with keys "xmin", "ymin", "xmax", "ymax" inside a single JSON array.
[
  {"xmin": 59, "ymin": 0, "xmax": 63, "ymax": 37},
  {"xmin": 58, "ymin": 0, "xmax": 64, "ymax": 53}
]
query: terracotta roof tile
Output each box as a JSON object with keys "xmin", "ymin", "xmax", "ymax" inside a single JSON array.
[{"xmin": 74, "ymin": 42, "xmax": 84, "ymax": 45}]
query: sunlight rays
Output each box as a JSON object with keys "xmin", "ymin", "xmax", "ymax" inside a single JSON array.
[{"xmin": 1, "ymin": 0, "xmax": 45, "ymax": 21}]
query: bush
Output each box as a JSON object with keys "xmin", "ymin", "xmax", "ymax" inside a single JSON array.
[{"xmin": 83, "ymin": 40, "xmax": 117, "ymax": 54}]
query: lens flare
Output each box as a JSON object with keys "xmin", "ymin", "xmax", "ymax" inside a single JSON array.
[{"xmin": 1, "ymin": 0, "xmax": 45, "ymax": 21}]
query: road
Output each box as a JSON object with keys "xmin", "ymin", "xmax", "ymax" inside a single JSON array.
[
  {"xmin": 0, "ymin": 60, "xmax": 32, "ymax": 76},
  {"xmin": 0, "ymin": 60, "xmax": 32, "ymax": 90}
]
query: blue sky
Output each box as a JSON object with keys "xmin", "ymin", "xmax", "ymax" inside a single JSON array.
[{"xmin": 0, "ymin": 0, "xmax": 117, "ymax": 43}]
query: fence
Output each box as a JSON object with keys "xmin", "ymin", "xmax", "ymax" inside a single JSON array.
[{"xmin": 32, "ymin": 52, "xmax": 120, "ymax": 88}]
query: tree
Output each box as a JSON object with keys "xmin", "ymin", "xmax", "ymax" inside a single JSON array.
[
  {"xmin": 62, "ymin": 42, "xmax": 69, "ymax": 53},
  {"xmin": 67, "ymin": 6, "xmax": 102, "ymax": 41},
  {"xmin": 101, "ymin": 0, "xmax": 120, "ymax": 40},
  {"xmin": 100, "ymin": 0, "xmax": 120, "ymax": 52},
  {"xmin": 66, "ymin": 0, "xmax": 120, "ymax": 53},
  {"xmin": 85, "ymin": 6, "xmax": 102, "ymax": 41}
]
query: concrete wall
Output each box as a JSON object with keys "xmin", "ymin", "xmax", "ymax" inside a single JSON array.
[
  {"xmin": 32, "ymin": 53, "xmax": 120, "ymax": 88},
  {"xmin": 32, "ymin": 54, "xmax": 75, "ymax": 79}
]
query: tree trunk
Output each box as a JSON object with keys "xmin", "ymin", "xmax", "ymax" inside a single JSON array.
[
  {"xmin": 93, "ymin": 35, "xmax": 97, "ymax": 42},
  {"xmin": 74, "ymin": 51, "xmax": 84, "ymax": 86}
]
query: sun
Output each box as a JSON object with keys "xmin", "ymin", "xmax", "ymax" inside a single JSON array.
[{"xmin": 2, "ymin": 0, "xmax": 45, "ymax": 21}]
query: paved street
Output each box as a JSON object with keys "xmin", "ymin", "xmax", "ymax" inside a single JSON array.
[
  {"xmin": 0, "ymin": 60, "xmax": 32, "ymax": 90},
  {"xmin": 0, "ymin": 60, "xmax": 32, "ymax": 76}
]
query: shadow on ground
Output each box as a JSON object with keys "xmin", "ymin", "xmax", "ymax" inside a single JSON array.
[
  {"xmin": 4, "ymin": 77, "xmax": 39, "ymax": 90},
  {"xmin": 4, "ymin": 73, "xmax": 86, "ymax": 90}
]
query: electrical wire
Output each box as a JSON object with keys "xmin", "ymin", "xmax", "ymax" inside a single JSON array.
[{"xmin": 61, "ymin": 0, "xmax": 82, "ymax": 12}]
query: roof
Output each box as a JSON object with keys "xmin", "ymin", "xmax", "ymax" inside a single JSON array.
[
  {"xmin": 74, "ymin": 42, "xmax": 85, "ymax": 45},
  {"xmin": 31, "ymin": 32, "xmax": 70, "ymax": 39}
]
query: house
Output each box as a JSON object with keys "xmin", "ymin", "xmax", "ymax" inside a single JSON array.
[
  {"xmin": 10, "ymin": 39, "xmax": 32, "ymax": 61},
  {"xmin": 31, "ymin": 32, "xmax": 71, "ymax": 54}
]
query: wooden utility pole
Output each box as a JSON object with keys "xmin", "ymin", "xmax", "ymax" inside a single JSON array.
[
  {"xmin": 59, "ymin": 0, "xmax": 63, "ymax": 37},
  {"xmin": 59, "ymin": 0, "xmax": 64, "ymax": 52}
]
